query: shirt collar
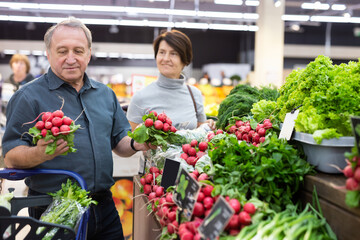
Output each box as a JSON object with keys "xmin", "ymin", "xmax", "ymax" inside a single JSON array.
[
  {"xmin": 156, "ymin": 73, "xmax": 186, "ymax": 89},
  {"xmin": 47, "ymin": 68, "xmax": 98, "ymax": 91}
]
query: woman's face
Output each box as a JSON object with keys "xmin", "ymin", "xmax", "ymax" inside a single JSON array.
[
  {"xmin": 11, "ymin": 60, "xmax": 27, "ymax": 75},
  {"xmin": 156, "ymin": 40, "xmax": 185, "ymax": 79}
]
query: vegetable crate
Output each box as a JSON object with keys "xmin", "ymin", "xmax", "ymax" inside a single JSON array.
[{"xmin": 0, "ymin": 169, "xmax": 89, "ymax": 240}]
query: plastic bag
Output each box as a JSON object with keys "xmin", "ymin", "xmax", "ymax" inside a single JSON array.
[
  {"xmin": 176, "ymin": 123, "xmax": 212, "ymax": 143},
  {"xmin": 37, "ymin": 197, "xmax": 87, "ymax": 240}
]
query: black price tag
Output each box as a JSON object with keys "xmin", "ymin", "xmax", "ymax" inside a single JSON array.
[
  {"xmin": 351, "ymin": 116, "xmax": 360, "ymax": 152},
  {"xmin": 198, "ymin": 196, "xmax": 235, "ymax": 240},
  {"xmin": 160, "ymin": 158, "xmax": 180, "ymax": 191},
  {"xmin": 172, "ymin": 167, "xmax": 200, "ymax": 220}
]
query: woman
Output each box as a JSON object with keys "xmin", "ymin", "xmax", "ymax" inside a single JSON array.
[
  {"xmin": 2, "ymin": 54, "xmax": 34, "ymax": 101},
  {"xmin": 127, "ymin": 29, "xmax": 214, "ymax": 131}
]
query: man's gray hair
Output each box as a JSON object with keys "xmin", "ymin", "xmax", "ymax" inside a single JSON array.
[{"xmin": 44, "ymin": 17, "xmax": 92, "ymax": 50}]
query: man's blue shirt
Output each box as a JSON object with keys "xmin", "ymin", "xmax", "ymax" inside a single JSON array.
[{"xmin": 2, "ymin": 68, "xmax": 131, "ymax": 193}]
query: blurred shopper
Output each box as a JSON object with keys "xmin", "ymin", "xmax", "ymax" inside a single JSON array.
[{"xmin": 127, "ymin": 29, "xmax": 215, "ymax": 130}]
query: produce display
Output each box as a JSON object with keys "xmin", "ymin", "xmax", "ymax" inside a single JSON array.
[
  {"xmin": 216, "ymin": 84, "xmax": 279, "ymax": 130},
  {"xmin": 277, "ymin": 55, "xmax": 360, "ymax": 143},
  {"xmin": 342, "ymin": 147, "xmax": 360, "ymax": 208}
]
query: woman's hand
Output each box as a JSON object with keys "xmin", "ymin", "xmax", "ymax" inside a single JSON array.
[{"xmin": 206, "ymin": 119, "xmax": 216, "ymax": 130}]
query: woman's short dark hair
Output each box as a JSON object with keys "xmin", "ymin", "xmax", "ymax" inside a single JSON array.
[{"xmin": 153, "ymin": 29, "xmax": 193, "ymax": 66}]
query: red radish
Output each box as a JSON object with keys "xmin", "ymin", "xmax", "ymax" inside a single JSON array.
[
  {"xmin": 62, "ymin": 117, "xmax": 73, "ymax": 126},
  {"xmin": 145, "ymin": 173, "xmax": 153, "ymax": 184},
  {"xmin": 226, "ymin": 215, "xmax": 239, "ymax": 229},
  {"xmin": 343, "ymin": 165, "xmax": 354, "ymax": 178},
  {"xmin": 238, "ymin": 211, "xmax": 252, "ymax": 225},
  {"xmin": 198, "ymin": 142, "xmax": 208, "ymax": 151},
  {"xmin": 165, "ymin": 193, "xmax": 174, "ymax": 203},
  {"xmin": 192, "ymin": 202, "xmax": 204, "ymax": 217},
  {"xmin": 242, "ymin": 134, "xmax": 249, "ymax": 142},
  {"xmin": 207, "ymin": 132, "xmax": 215, "ymax": 140},
  {"xmin": 167, "ymin": 220, "xmax": 178, "ymax": 234},
  {"xmin": 144, "ymin": 118, "xmax": 153, "ymax": 127},
  {"xmin": 143, "ymin": 184, "xmax": 152, "ymax": 195},
  {"xmin": 155, "ymin": 186, "xmax": 164, "ymax": 197},
  {"xmin": 165, "ymin": 118, "xmax": 172, "ymax": 126},
  {"xmin": 203, "ymin": 196, "xmax": 214, "ymax": 209},
  {"xmin": 157, "ymin": 113, "xmax": 167, "ymax": 122},
  {"xmin": 41, "ymin": 129, "xmax": 47, "ymax": 138},
  {"xmin": 170, "ymin": 126, "xmax": 177, "ymax": 133},
  {"xmin": 259, "ymin": 137, "xmax": 265, "ymax": 143},
  {"xmin": 187, "ymin": 157, "xmax": 198, "ymax": 166},
  {"xmin": 140, "ymin": 177, "xmax": 146, "ymax": 186},
  {"xmin": 243, "ymin": 202, "xmax": 256, "ymax": 214},
  {"xmin": 159, "ymin": 197, "xmax": 167, "ymax": 206},
  {"xmin": 189, "ymin": 173, "xmax": 198, "ymax": 180},
  {"xmin": 196, "ymin": 151, "xmax": 206, "ymax": 159},
  {"xmin": 229, "ymin": 125, "xmax": 237, "ymax": 133},
  {"xmin": 346, "ymin": 177, "xmax": 359, "ymax": 191},
  {"xmin": 52, "ymin": 110, "xmax": 64, "ymax": 118},
  {"xmin": 216, "ymin": 129, "xmax": 224, "ymax": 135},
  {"xmin": 236, "ymin": 132, "xmax": 243, "ymax": 140},
  {"xmin": 182, "ymin": 144, "xmax": 191, "ymax": 154},
  {"xmin": 149, "ymin": 110, "xmax": 157, "ymax": 116},
  {"xmin": 258, "ymin": 128, "xmax": 266, "ymax": 137},
  {"xmin": 59, "ymin": 125, "xmax": 71, "ymax": 135},
  {"xmin": 190, "ymin": 139, "xmax": 198, "ymax": 147},
  {"xmin": 202, "ymin": 185, "xmax": 214, "ymax": 197},
  {"xmin": 167, "ymin": 211, "xmax": 177, "ymax": 222},
  {"xmin": 148, "ymin": 192, "xmax": 157, "ymax": 201},
  {"xmin": 42, "ymin": 112, "xmax": 53, "ymax": 122},
  {"xmin": 263, "ymin": 122, "xmax": 273, "ymax": 129},
  {"xmin": 194, "ymin": 233, "xmax": 202, "ymax": 240},
  {"xmin": 180, "ymin": 153, "xmax": 189, "ymax": 160},
  {"xmin": 256, "ymin": 124, "xmax": 264, "ymax": 132},
  {"xmin": 154, "ymin": 120, "xmax": 164, "ymax": 130},
  {"xmin": 198, "ymin": 173, "xmax": 209, "ymax": 181},
  {"xmin": 354, "ymin": 167, "xmax": 360, "ymax": 182},
  {"xmin": 228, "ymin": 199, "xmax": 241, "ymax": 213},
  {"xmin": 188, "ymin": 147, "xmax": 197, "ymax": 156},
  {"xmin": 235, "ymin": 120, "xmax": 244, "ymax": 127},
  {"xmin": 149, "ymin": 166, "xmax": 160, "ymax": 174},
  {"xmin": 197, "ymin": 192, "xmax": 205, "ymax": 202},
  {"xmin": 163, "ymin": 123, "xmax": 170, "ymax": 132},
  {"xmin": 192, "ymin": 169, "xmax": 199, "ymax": 177},
  {"xmin": 181, "ymin": 231, "xmax": 194, "ymax": 240},
  {"xmin": 152, "ymin": 185, "xmax": 159, "ymax": 192},
  {"xmin": 35, "ymin": 121, "xmax": 45, "ymax": 130},
  {"xmin": 252, "ymin": 133, "xmax": 260, "ymax": 143},
  {"xmin": 45, "ymin": 121, "xmax": 53, "ymax": 130}
]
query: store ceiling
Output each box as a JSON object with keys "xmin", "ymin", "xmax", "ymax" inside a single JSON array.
[{"xmin": 1, "ymin": 0, "xmax": 360, "ymax": 32}]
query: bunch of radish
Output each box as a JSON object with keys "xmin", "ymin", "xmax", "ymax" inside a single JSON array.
[
  {"xmin": 178, "ymin": 217, "xmax": 204, "ymax": 240},
  {"xmin": 144, "ymin": 111, "xmax": 177, "ymax": 133},
  {"xmin": 27, "ymin": 108, "xmax": 80, "ymax": 155},
  {"xmin": 224, "ymin": 199, "xmax": 256, "ymax": 236},
  {"xmin": 128, "ymin": 111, "xmax": 185, "ymax": 151},
  {"xmin": 341, "ymin": 156, "xmax": 360, "ymax": 191},
  {"xmin": 189, "ymin": 169, "xmax": 209, "ymax": 182},
  {"xmin": 180, "ymin": 140, "xmax": 208, "ymax": 166},
  {"xmin": 226, "ymin": 119, "xmax": 273, "ymax": 147},
  {"xmin": 139, "ymin": 167, "xmax": 179, "ymax": 233}
]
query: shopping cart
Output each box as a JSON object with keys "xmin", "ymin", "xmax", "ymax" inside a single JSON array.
[{"xmin": 0, "ymin": 168, "xmax": 89, "ymax": 240}]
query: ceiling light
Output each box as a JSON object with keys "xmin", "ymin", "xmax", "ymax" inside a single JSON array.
[
  {"xmin": 290, "ymin": 24, "xmax": 300, "ymax": 31},
  {"xmin": 310, "ymin": 15, "xmax": 350, "ymax": 23},
  {"xmin": 343, "ymin": 12, "xmax": 351, "ymax": 18},
  {"xmin": 331, "ymin": 4, "xmax": 346, "ymax": 11},
  {"xmin": 274, "ymin": 0, "xmax": 281, "ymax": 8},
  {"xmin": 282, "ymin": 15, "xmax": 310, "ymax": 22},
  {"xmin": 301, "ymin": 2, "xmax": 330, "ymax": 10},
  {"xmin": 83, "ymin": 5, "xmax": 125, "ymax": 12},
  {"xmin": 38, "ymin": 4, "xmax": 83, "ymax": 11},
  {"xmin": 245, "ymin": 0, "xmax": 259, "ymax": 6},
  {"xmin": 214, "ymin": 0, "xmax": 243, "ymax": 5},
  {"xmin": 175, "ymin": 22, "xmax": 209, "ymax": 29},
  {"xmin": 3, "ymin": 49, "xmax": 17, "ymax": 55}
]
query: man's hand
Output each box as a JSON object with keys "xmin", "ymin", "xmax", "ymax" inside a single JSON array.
[{"xmin": 37, "ymin": 138, "xmax": 69, "ymax": 161}]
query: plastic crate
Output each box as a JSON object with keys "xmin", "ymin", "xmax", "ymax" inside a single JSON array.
[
  {"xmin": 0, "ymin": 169, "xmax": 89, "ymax": 240},
  {"xmin": 291, "ymin": 131, "xmax": 355, "ymax": 173}
]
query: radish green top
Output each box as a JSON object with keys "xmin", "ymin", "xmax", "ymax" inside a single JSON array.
[{"xmin": 127, "ymin": 74, "xmax": 206, "ymax": 130}]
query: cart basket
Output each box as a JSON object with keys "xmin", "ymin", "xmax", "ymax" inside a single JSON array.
[{"xmin": 0, "ymin": 168, "xmax": 90, "ymax": 240}]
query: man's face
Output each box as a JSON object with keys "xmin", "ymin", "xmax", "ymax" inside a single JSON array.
[{"xmin": 46, "ymin": 26, "xmax": 91, "ymax": 84}]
